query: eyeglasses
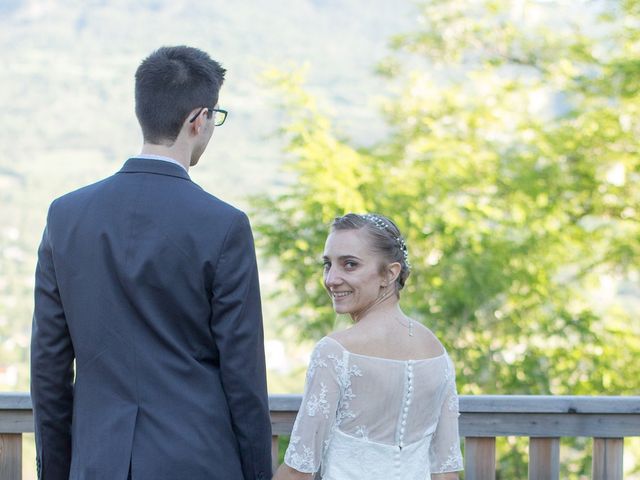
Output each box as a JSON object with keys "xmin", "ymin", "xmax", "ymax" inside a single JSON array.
[{"xmin": 189, "ymin": 107, "xmax": 228, "ymax": 127}]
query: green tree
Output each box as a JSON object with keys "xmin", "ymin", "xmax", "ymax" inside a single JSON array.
[{"xmin": 253, "ymin": 1, "xmax": 640, "ymax": 477}]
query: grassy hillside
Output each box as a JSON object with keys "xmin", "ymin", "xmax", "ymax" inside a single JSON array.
[{"xmin": 1, "ymin": 0, "xmax": 414, "ymax": 199}]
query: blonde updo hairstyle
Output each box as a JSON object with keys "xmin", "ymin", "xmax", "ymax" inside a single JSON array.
[{"xmin": 330, "ymin": 213, "xmax": 411, "ymax": 297}]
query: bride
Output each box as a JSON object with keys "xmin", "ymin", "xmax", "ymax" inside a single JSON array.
[{"xmin": 274, "ymin": 213, "xmax": 463, "ymax": 480}]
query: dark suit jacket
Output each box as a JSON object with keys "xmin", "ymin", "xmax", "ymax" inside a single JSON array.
[{"xmin": 31, "ymin": 158, "xmax": 272, "ymax": 480}]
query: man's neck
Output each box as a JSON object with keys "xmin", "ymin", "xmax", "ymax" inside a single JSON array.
[{"xmin": 140, "ymin": 142, "xmax": 190, "ymax": 171}]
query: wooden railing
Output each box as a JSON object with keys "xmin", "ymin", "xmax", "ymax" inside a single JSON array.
[{"xmin": 2, "ymin": 393, "xmax": 639, "ymax": 479}]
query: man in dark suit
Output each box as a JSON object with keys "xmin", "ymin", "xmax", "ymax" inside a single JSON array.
[{"xmin": 30, "ymin": 46, "xmax": 272, "ymax": 480}]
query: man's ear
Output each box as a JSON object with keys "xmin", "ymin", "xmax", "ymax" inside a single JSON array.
[{"xmin": 186, "ymin": 108, "xmax": 206, "ymax": 135}]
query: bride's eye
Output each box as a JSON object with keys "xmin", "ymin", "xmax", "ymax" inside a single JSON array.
[{"xmin": 344, "ymin": 261, "xmax": 358, "ymax": 270}]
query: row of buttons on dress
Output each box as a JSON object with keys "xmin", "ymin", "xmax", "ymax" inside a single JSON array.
[
  {"xmin": 401, "ymin": 360, "xmax": 414, "ymax": 445},
  {"xmin": 395, "ymin": 360, "xmax": 414, "ymax": 478}
]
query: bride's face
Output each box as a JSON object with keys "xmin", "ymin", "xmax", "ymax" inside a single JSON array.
[{"xmin": 322, "ymin": 229, "xmax": 388, "ymax": 317}]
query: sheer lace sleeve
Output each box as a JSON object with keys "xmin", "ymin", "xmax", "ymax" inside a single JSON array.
[
  {"xmin": 429, "ymin": 356, "xmax": 464, "ymax": 474},
  {"xmin": 284, "ymin": 337, "xmax": 342, "ymax": 474}
]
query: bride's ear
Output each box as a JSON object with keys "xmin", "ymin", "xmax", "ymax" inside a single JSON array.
[{"xmin": 383, "ymin": 262, "xmax": 401, "ymax": 287}]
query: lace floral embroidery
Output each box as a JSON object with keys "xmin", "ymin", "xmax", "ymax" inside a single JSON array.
[
  {"xmin": 328, "ymin": 353, "xmax": 362, "ymax": 425},
  {"xmin": 436, "ymin": 442, "xmax": 464, "ymax": 472},
  {"xmin": 443, "ymin": 357, "xmax": 459, "ymax": 415},
  {"xmin": 355, "ymin": 425, "xmax": 369, "ymax": 439},
  {"xmin": 443, "ymin": 358, "xmax": 454, "ymax": 384},
  {"xmin": 448, "ymin": 388, "xmax": 459, "ymax": 414},
  {"xmin": 285, "ymin": 434, "xmax": 316, "ymax": 472},
  {"xmin": 285, "ymin": 339, "xmax": 337, "ymax": 473},
  {"xmin": 306, "ymin": 346, "xmax": 329, "ymax": 380},
  {"xmin": 307, "ymin": 382, "xmax": 331, "ymax": 418}
]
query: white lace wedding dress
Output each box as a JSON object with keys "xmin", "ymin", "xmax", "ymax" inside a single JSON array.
[{"xmin": 284, "ymin": 337, "xmax": 463, "ymax": 480}]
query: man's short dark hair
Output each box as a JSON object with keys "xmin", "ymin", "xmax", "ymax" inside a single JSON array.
[{"xmin": 135, "ymin": 46, "xmax": 226, "ymax": 144}]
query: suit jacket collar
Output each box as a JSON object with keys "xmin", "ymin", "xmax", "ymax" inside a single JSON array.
[{"xmin": 118, "ymin": 157, "xmax": 192, "ymax": 181}]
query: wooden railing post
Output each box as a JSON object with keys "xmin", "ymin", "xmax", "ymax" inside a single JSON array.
[
  {"xmin": 0, "ymin": 433, "xmax": 22, "ymax": 480},
  {"xmin": 464, "ymin": 437, "xmax": 496, "ymax": 480},
  {"xmin": 529, "ymin": 437, "xmax": 559, "ymax": 480},
  {"xmin": 592, "ymin": 438, "xmax": 623, "ymax": 480},
  {"xmin": 271, "ymin": 435, "xmax": 280, "ymax": 474}
]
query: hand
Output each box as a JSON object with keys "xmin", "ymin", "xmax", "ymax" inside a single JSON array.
[{"xmin": 272, "ymin": 463, "xmax": 315, "ymax": 480}]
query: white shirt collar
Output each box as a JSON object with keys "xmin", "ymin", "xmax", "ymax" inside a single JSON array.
[{"xmin": 136, "ymin": 154, "xmax": 188, "ymax": 172}]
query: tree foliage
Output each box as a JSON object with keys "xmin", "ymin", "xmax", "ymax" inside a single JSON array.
[{"xmin": 253, "ymin": 2, "xmax": 639, "ymax": 475}]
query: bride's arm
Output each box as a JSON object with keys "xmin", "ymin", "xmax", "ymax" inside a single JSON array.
[
  {"xmin": 277, "ymin": 338, "xmax": 342, "ymax": 479},
  {"xmin": 429, "ymin": 357, "xmax": 464, "ymax": 477},
  {"xmin": 273, "ymin": 463, "xmax": 314, "ymax": 480}
]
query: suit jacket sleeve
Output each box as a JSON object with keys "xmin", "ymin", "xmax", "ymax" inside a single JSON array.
[
  {"xmin": 210, "ymin": 212, "xmax": 272, "ymax": 480},
  {"xmin": 30, "ymin": 205, "xmax": 75, "ymax": 480}
]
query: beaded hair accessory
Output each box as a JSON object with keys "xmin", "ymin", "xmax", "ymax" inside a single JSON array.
[{"xmin": 361, "ymin": 214, "xmax": 411, "ymax": 268}]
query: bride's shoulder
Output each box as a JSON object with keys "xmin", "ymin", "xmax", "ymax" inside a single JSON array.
[
  {"xmin": 312, "ymin": 334, "xmax": 347, "ymax": 356},
  {"xmin": 327, "ymin": 327, "xmax": 350, "ymax": 343},
  {"xmin": 412, "ymin": 323, "xmax": 448, "ymax": 357},
  {"xmin": 326, "ymin": 327, "xmax": 362, "ymax": 352}
]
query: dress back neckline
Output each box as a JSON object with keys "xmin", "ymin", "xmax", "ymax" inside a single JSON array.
[{"xmin": 324, "ymin": 336, "xmax": 447, "ymax": 363}]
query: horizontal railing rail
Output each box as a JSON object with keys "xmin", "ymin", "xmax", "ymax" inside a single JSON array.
[{"xmin": 2, "ymin": 393, "xmax": 639, "ymax": 479}]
